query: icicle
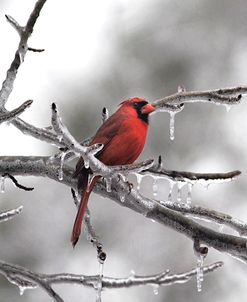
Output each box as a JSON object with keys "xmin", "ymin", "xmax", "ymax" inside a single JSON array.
[
  {"xmin": 105, "ymin": 178, "xmax": 112, "ymax": 193},
  {"xmin": 5, "ymin": 274, "xmax": 37, "ymax": 296},
  {"xmin": 0, "ymin": 176, "xmax": 5, "ymax": 193},
  {"xmin": 152, "ymin": 177, "xmax": 159, "ymax": 197},
  {"xmin": 19, "ymin": 286, "xmax": 25, "ymax": 296},
  {"xmin": 129, "ymin": 270, "xmax": 136, "ymax": 280},
  {"xmin": 168, "ymin": 180, "xmax": 175, "ymax": 202},
  {"xmin": 119, "ymin": 190, "xmax": 126, "ymax": 203},
  {"xmin": 198, "ymin": 179, "xmax": 210, "ymax": 190},
  {"xmin": 224, "ymin": 104, "xmax": 231, "ymax": 112},
  {"xmin": 152, "ymin": 284, "xmax": 159, "ymax": 295},
  {"xmin": 186, "ymin": 183, "xmax": 193, "ymax": 205},
  {"xmin": 169, "ymin": 111, "xmax": 176, "ymax": 140},
  {"xmin": 177, "ymin": 182, "xmax": 185, "ymax": 203},
  {"xmin": 58, "ymin": 152, "xmax": 67, "ymax": 181},
  {"xmin": 196, "ymin": 254, "xmax": 204, "ymax": 292},
  {"xmin": 96, "ymin": 262, "xmax": 104, "ymax": 302},
  {"xmin": 84, "ymin": 158, "xmax": 90, "ymax": 169},
  {"xmin": 135, "ymin": 173, "xmax": 143, "ymax": 192}
]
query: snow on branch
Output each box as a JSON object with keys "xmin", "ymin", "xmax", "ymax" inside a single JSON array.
[{"xmin": 0, "ymin": 259, "xmax": 223, "ymax": 301}]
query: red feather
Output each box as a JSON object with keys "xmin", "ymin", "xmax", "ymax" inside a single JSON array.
[{"xmin": 71, "ymin": 97, "xmax": 155, "ymax": 246}]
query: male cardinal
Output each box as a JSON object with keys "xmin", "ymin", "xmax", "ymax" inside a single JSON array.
[{"xmin": 71, "ymin": 97, "xmax": 155, "ymax": 246}]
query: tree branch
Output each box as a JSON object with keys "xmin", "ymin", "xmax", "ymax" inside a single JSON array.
[
  {"xmin": 0, "ymin": 0, "xmax": 47, "ymax": 107},
  {"xmin": 0, "ymin": 206, "xmax": 23, "ymax": 223},
  {"xmin": 0, "ymin": 156, "xmax": 246, "ymax": 263},
  {"xmin": 161, "ymin": 201, "xmax": 247, "ymax": 236},
  {"xmin": 152, "ymin": 86, "xmax": 245, "ymax": 109},
  {"xmin": 0, "ymin": 100, "xmax": 33, "ymax": 123},
  {"xmin": 0, "ymin": 259, "xmax": 223, "ymax": 296},
  {"xmin": 144, "ymin": 162, "xmax": 241, "ymax": 184}
]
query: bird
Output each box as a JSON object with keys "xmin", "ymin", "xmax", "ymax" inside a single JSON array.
[{"xmin": 71, "ymin": 97, "xmax": 155, "ymax": 247}]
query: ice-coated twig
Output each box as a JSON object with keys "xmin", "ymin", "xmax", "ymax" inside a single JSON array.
[
  {"xmin": 161, "ymin": 201, "xmax": 247, "ymax": 236},
  {"xmin": 0, "ymin": 261, "xmax": 64, "ymax": 301},
  {"xmin": 2, "ymin": 173, "xmax": 34, "ymax": 191},
  {"xmin": 143, "ymin": 163, "xmax": 241, "ymax": 184},
  {"xmin": 193, "ymin": 238, "xmax": 208, "ymax": 292},
  {"xmin": 0, "ymin": 100, "xmax": 33, "ymax": 123},
  {"xmin": 4, "ymin": 273, "xmax": 37, "ymax": 296},
  {"xmin": 0, "ymin": 1, "xmax": 63, "ymax": 147},
  {"xmin": 0, "ymin": 206, "xmax": 23, "ymax": 223},
  {"xmin": 152, "ymin": 86, "xmax": 245, "ymax": 109},
  {"xmin": 0, "ymin": 0, "xmax": 47, "ymax": 107},
  {"xmin": 0, "ymin": 259, "xmax": 223, "ymax": 295}
]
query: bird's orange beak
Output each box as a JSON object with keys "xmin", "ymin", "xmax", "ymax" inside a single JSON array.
[{"xmin": 141, "ymin": 103, "xmax": 155, "ymax": 115}]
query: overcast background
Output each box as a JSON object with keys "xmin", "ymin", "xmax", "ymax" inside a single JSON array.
[{"xmin": 0, "ymin": 0, "xmax": 247, "ymax": 301}]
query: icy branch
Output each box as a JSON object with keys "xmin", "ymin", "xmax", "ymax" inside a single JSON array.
[
  {"xmin": 0, "ymin": 0, "xmax": 47, "ymax": 107},
  {"xmin": 0, "ymin": 206, "xmax": 23, "ymax": 223},
  {"xmin": 0, "ymin": 156, "xmax": 246, "ymax": 263},
  {"xmin": 0, "ymin": 259, "xmax": 223, "ymax": 298},
  {"xmin": 161, "ymin": 201, "xmax": 247, "ymax": 236},
  {"xmin": 152, "ymin": 86, "xmax": 246, "ymax": 109},
  {"xmin": 0, "ymin": 100, "xmax": 33, "ymax": 123},
  {"xmin": 0, "ymin": 1, "xmax": 62, "ymax": 146},
  {"xmin": 143, "ymin": 162, "xmax": 241, "ymax": 184}
]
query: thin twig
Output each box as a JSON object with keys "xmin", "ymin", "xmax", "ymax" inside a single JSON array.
[
  {"xmin": 2, "ymin": 173, "xmax": 34, "ymax": 191},
  {"xmin": 28, "ymin": 47, "xmax": 45, "ymax": 52},
  {"xmin": 0, "ymin": 260, "xmax": 223, "ymax": 291},
  {"xmin": 0, "ymin": 206, "xmax": 23, "ymax": 223},
  {"xmin": 0, "ymin": 0, "xmax": 47, "ymax": 107},
  {"xmin": 152, "ymin": 86, "xmax": 245, "ymax": 109},
  {"xmin": 161, "ymin": 201, "xmax": 247, "ymax": 236},
  {"xmin": 144, "ymin": 163, "xmax": 241, "ymax": 183},
  {"xmin": 0, "ymin": 100, "xmax": 33, "ymax": 123}
]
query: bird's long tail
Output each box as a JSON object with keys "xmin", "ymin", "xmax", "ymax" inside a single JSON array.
[{"xmin": 71, "ymin": 175, "xmax": 99, "ymax": 247}]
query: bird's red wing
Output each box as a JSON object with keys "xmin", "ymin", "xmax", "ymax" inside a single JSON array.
[
  {"xmin": 73, "ymin": 113, "xmax": 126, "ymax": 177},
  {"xmin": 94, "ymin": 115, "xmax": 147, "ymax": 165}
]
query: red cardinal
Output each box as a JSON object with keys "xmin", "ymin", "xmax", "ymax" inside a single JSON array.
[{"xmin": 71, "ymin": 97, "xmax": 155, "ymax": 246}]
